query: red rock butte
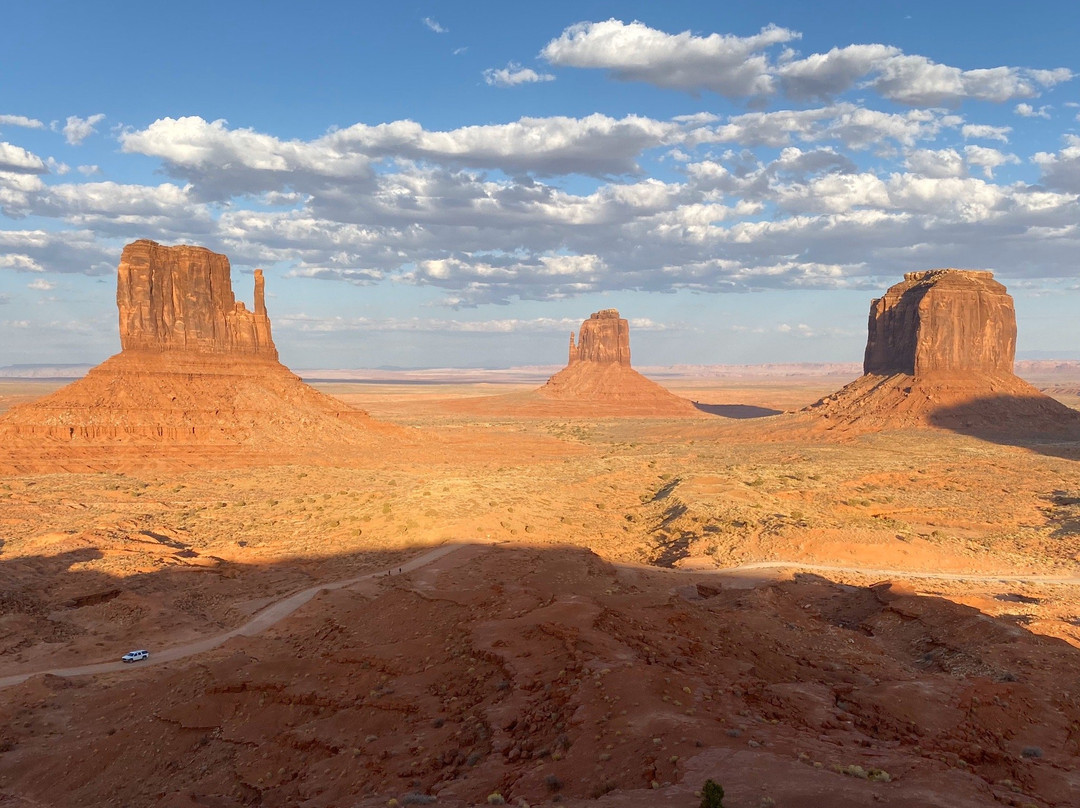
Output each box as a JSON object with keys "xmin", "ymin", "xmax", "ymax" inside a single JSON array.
[
  {"xmin": 537, "ymin": 309, "xmax": 696, "ymax": 415},
  {"xmin": 117, "ymin": 240, "xmax": 277, "ymax": 358},
  {"xmin": 806, "ymin": 269, "xmax": 1080, "ymax": 436},
  {"xmin": 0, "ymin": 240, "xmax": 395, "ymax": 470}
]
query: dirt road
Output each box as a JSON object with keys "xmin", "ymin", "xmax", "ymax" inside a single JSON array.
[{"xmin": 0, "ymin": 542, "xmax": 464, "ymax": 690}]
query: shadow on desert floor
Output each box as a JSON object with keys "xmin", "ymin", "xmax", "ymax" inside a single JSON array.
[
  {"xmin": 690, "ymin": 401, "xmax": 784, "ymax": 418},
  {"xmin": 926, "ymin": 393, "xmax": 1080, "ymax": 460},
  {"xmin": 2, "ymin": 540, "xmax": 1080, "ymax": 807}
]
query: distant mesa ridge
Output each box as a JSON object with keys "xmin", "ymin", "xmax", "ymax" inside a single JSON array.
[{"xmin": 806, "ymin": 268, "xmax": 1080, "ymax": 436}]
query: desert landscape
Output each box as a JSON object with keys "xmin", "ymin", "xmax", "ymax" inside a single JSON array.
[{"xmin": 0, "ymin": 242, "xmax": 1079, "ymax": 808}]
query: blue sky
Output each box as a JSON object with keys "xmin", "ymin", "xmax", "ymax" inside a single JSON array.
[{"xmin": 2, "ymin": 1, "xmax": 1079, "ymax": 368}]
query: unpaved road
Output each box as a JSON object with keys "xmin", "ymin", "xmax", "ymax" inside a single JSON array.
[
  {"xmin": 3, "ymin": 544, "xmax": 1078, "ymax": 690},
  {"xmin": 0, "ymin": 542, "xmax": 464, "ymax": 690}
]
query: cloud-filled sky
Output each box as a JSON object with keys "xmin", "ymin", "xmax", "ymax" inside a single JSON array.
[{"xmin": 2, "ymin": 0, "xmax": 1079, "ymax": 368}]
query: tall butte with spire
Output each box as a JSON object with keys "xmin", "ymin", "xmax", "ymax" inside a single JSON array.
[
  {"xmin": 536, "ymin": 309, "xmax": 695, "ymax": 415},
  {"xmin": 0, "ymin": 239, "xmax": 393, "ymax": 469},
  {"xmin": 804, "ymin": 268, "xmax": 1080, "ymax": 435}
]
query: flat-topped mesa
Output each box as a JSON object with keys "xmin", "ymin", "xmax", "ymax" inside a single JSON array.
[
  {"xmin": 117, "ymin": 239, "xmax": 277, "ymax": 359},
  {"xmin": 863, "ymin": 269, "xmax": 1015, "ymax": 378},
  {"xmin": 568, "ymin": 309, "xmax": 630, "ymax": 366}
]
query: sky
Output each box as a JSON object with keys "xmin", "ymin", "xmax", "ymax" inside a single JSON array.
[{"xmin": 1, "ymin": 0, "xmax": 1079, "ymax": 369}]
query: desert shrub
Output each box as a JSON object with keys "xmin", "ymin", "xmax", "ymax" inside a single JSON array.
[{"xmin": 700, "ymin": 779, "xmax": 725, "ymax": 808}]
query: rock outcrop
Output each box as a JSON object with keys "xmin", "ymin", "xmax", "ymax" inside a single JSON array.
[
  {"xmin": 117, "ymin": 240, "xmax": 277, "ymax": 357},
  {"xmin": 863, "ymin": 270, "xmax": 1015, "ymax": 377},
  {"xmin": 0, "ymin": 240, "xmax": 396, "ymax": 469},
  {"xmin": 568, "ymin": 309, "xmax": 631, "ymax": 367},
  {"xmin": 536, "ymin": 309, "xmax": 696, "ymax": 415},
  {"xmin": 805, "ymin": 269, "xmax": 1080, "ymax": 437}
]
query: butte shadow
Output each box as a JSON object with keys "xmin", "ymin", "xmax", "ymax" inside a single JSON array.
[{"xmin": 0, "ymin": 240, "xmax": 402, "ymax": 472}]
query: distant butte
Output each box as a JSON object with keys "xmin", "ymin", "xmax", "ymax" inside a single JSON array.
[
  {"xmin": 805, "ymin": 269, "xmax": 1080, "ymax": 436},
  {"xmin": 536, "ymin": 309, "xmax": 696, "ymax": 415},
  {"xmin": 0, "ymin": 240, "xmax": 396, "ymax": 470}
]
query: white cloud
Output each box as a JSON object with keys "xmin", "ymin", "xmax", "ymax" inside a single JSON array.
[
  {"xmin": 1033, "ymin": 134, "xmax": 1080, "ymax": 193},
  {"xmin": 27, "ymin": 279, "xmax": 55, "ymax": 291},
  {"xmin": 0, "ymin": 142, "xmax": 47, "ymax": 174},
  {"xmin": 542, "ymin": 19, "xmax": 797, "ymax": 98},
  {"xmin": 1015, "ymin": 102, "xmax": 1051, "ymax": 118},
  {"xmin": 123, "ymin": 114, "xmax": 676, "ymax": 183},
  {"xmin": 961, "ymin": 123, "xmax": 1011, "ymax": 142},
  {"xmin": 777, "ymin": 44, "xmax": 899, "ymax": 99},
  {"xmin": 540, "ymin": 19, "xmax": 1072, "ymax": 107},
  {"xmin": 871, "ymin": 57, "xmax": 1070, "ymax": 106},
  {"xmin": 0, "ymin": 114, "xmax": 44, "ymax": 129},
  {"xmin": 77, "ymin": 164, "xmax": 101, "ymax": 176},
  {"xmin": 453, "ymin": 47, "xmax": 467, "ymax": 56},
  {"xmin": 422, "ymin": 16, "xmax": 447, "ymax": 33},
  {"xmin": 905, "ymin": 148, "xmax": 965, "ymax": 178},
  {"xmin": 61, "ymin": 113, "xmax": 106, "ymax": 145},
  {"xmin": 963, "ymin": 145, "xmax": 1020, "ymax": 178},
  {"xmin": 483, "ymin": 62, "xmax": 555, "ymax": 87}
]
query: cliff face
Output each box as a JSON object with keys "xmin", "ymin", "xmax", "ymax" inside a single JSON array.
[
  {"xmin": 117, "ymin": 239, "xmax": 277, "ymax": 359},
  {"xmin": 568, "ymin": 309, "xmax": 631, "ymax": 367},
  {"xmin": 863, "ymin": 269, "xmax": 1015, "ymax": 377}
]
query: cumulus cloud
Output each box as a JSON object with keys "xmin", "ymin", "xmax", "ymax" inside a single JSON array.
[
  {"xmin": 1033, "ymin": 135, "xmax": 1080, "ymax": 193},
  {"xmin": 963, "ymin": 145, "xmax": 1020, "ymax": 178},
  {"xmin": 122, "ymin": 114, "xmax": 676, "ymax": 183},
  {"xmin": 542, "ymin": 19, "xmax": 797, "ymax": 98},
  {"xmin": 961, "ymin": 123, "xmax": 1011, "ymax": 142},
  {"xmin": 483, "ymin": 62, "xmax": 555, "ymax": 87},
  {"xmin": 1015, "ymin": 102, "xmax": 1051, "ymax": 118},
  {"xmin": 422, "ymin": 17, "xmax": 447, "ymax": 33},
  {"xmin": 27, "ymin": 278, "xmax": 55, "ymax": 291},
  {"xmin": 61, "ymin": 114, "xmax": 106, "ymax": 145},
  {"xmin": 0, "ymin": 142, "xmax": 48, "ymax": 174},
  {"xmin": 540, "ymin": 19, "xmax": 1072, "ymax": 106},
  {"xmin": 0, "ymin": 114, "xmax": 44, "ymax": 129}
]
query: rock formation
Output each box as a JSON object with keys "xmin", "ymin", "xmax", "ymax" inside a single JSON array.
[
  {"xmin": 568, "ymin": 309, "xmax": 631, "ymax": 367},
  {"xmin": 0, "ymin": 240, "xmax": 396, "ymax": 469},
  {"xmin": 805, "ymin": 269, "xmax": 1080, "ymax": 436},
  {"xmin": 117, "ymin": 240, "xmax": 276, "ymax": 357},
  {"xmin": 536, "ymin": 309, "xmax": 696, "ymax": 415},
  {"xmin": 863, "ymin": 270, "xmax": 1015, "ymax": 377}
]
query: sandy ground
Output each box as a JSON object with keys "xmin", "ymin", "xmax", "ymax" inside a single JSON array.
[{"xmin": 1, "ymin": 372, "xmax": 1080, "ymax": 806}]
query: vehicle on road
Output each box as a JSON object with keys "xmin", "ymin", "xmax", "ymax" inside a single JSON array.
[{"xmin": 121, "ymin": 650, "xmax": 149, "ymax": 663}]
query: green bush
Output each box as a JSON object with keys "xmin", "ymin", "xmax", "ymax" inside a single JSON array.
[{"xmin": 700, "ymin": 779, "xmax": 725, "ymax": 808}]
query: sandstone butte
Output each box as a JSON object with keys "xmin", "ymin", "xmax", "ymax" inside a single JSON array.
[
  {"xmin": 535, "ymin": 309, "xmax": 697, "ymax": 415},
  {"xmin": 805, "ymin": 269, "xmax": 1080, "ymax": 435},
  {"xmin": 0, "ymin": 239, "xmax": 394, "ymax": 468}
]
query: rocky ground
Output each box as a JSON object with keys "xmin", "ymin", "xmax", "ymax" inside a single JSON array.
[{"xmin": 2, "ymin": 375, "xmax": 1080, "ymax": 806}]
